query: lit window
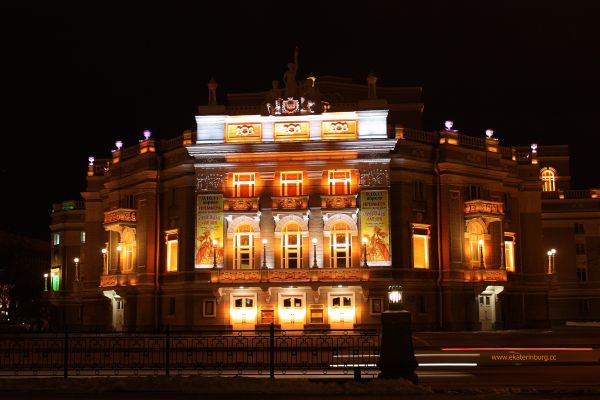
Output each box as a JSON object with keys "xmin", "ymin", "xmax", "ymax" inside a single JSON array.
[
  {"xmin": 234, "ymin": 223, "xmax": 254, "ymax": 269},
  {"xmin": 165, "ymin": 230, "xmax": 178, "ymax": 272},
  {"xmin": 504, "ymin": 233, "xmax": 516, "ymax": 272},
  {"xmin": 411, "ymin": 224, "xmax": 430, "ymax": 269},
  {"xmin": 51, "ymin": 268, "xmax": 61, "ymax": 291},
  {"xmin": 280, "ymin": 171, "xmax": 303, "ymax": 196},
  {"xmin": 540, "ymin": 168, "xmax": 556, "ymax": 192},
  {"xmin": 80, "ymin": 231, "xmax": 86, "ymax": 244},
  {"xmin": 466, "ymin": 220, "xmax": 485, "ymax": 268},
  {"xmin": 282, "ymin": 222, "xmax": 302, "ymax": 269},
  {"xmin": 53, "ymin": 233, "xmax": 60, "ymax": 246},
  {"xmin": 121, "ymin": 243, "xmax": 136, "ymax": 272},
  {"xmin": 233, "ymin": 173, "xmax": 256, "ymax": 197},
  {"xmin": 331, "ymin": 295, "xmax": 353, "ymax": 308},
  {"xmin": 328, "ymin": 170, "xmax": 351, "ymax": 195},
  {"xmin": 330, "ymin": 221, "xmax": 352, "ymax": 268}
]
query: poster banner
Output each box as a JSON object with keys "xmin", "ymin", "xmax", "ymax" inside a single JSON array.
[
  {"xmin": 360, "ymin": 190, "xmax": 391, "ymax": 266},
  {"xmin": 195, "ymin": 194, "xmax": 224, "ymax": 268}
]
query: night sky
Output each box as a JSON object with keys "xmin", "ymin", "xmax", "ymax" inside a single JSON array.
[{"xmin": 2, "ymin": 3, "xmax": 600, "ymax": 240}]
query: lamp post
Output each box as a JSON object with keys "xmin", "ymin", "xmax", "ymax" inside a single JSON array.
[
  {"xmin": 377, "ymin": 284, "xmax": 418, "ymax": 383},
  {"xmin": 43, "ymin": 273, "xmax": 48, "ymax": 292},
  {"xmin": 262, "ymin": 239, "xmax": 267, "ymax": 269},
  {"xmin": 212, "ymin": 239, "xmax": 218, "ymax": 268},
  {"xmin": 547, "ymin": 248, "xmax": 557, "ymax": 273},
  {"xmin": 362, "ymin": 237, "xmax": 369, "ymax": 268},
  {"xmin": 116, "ymin": 245, "xmax": 122, "ymax": 275},
  {"xmin": 478, "ymin": 239, "xmax": 484, "ymax": 269},
  {"xmin": 101, "ymin": 248, "xmax": 108, "ymax": 275},
  {"xmin": 312, "ymin": 238, "xmax": 318, "ymax": 268},
  {"xmin": 73, "ymin": 257, "xmax": 80, "ymax": 282}
]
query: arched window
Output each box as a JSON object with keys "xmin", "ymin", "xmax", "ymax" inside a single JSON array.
[
  {"xmin": 234, "ymin": 223, "xmax": 254, "ymax": 269},
  {"xmin": 331, "ymin": 221, "xmax": 352, "ymax": 268},
  {"xmin": 466, "ymin": 220, "xmax": 485, "ymax": 268},
  {"xmin": 282, "ymin": 222, "xmax": 302, "ymax": 269},
  {"xmin": 540, "ymin": 168, "xmax": 557, "ymax": 192}
]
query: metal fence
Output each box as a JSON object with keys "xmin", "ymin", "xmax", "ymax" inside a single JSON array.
[{"xmin": 0, "ymin": 324, "xmax": 380, "ymax": 377}]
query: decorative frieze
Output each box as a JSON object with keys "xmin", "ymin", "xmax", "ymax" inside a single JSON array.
[
  {"xmin": 223, "ymin": 197, "xmax": 260, "ymax": 211},
  {"xmin": 225, "ymin": 123, "xmax": 262, "ymax": 143},
  {"xmin": 321, "ymin": 120, "xmax": 357, "ymax": 140},
  {"xmin": 103, "ymin": 208, "xmax": 136, "ymax": 225},
  {"xmin": 464, "ymin": 200, "xmax": 504, "ymax": 216},
  {"xmin": 274, "ymin": 122, "xmax": 310, "ymax": 141},
  {"xmin": 321, "ymin": 194, "xmax": 357, "ymax": 209},
  {"xmin": 271, "ymin": 196, "xmax": 309, "ymax": 210}
]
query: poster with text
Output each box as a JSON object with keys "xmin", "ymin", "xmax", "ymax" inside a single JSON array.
[
  {"xmin": 360, "ymin": 190, "xmax": 391, "ymax": 266},
  {"xmin": 195, "ymin": 194, "xmax": 224, "ymax": 268}
]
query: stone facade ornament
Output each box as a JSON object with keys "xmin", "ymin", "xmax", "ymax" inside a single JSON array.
[
  {"xmin": 196, "ymin": 169, "xmax": 225, "ymax": 192},
  {"xmin": 360, "ymin": 168, "xmax": 390, "ymax": 187}
]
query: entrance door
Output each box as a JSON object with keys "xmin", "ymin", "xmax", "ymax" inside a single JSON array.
[
  {"xmin": 478, "ymin": 294, "xmax": 494, "ymax": 331},
  {"xmin": 231, "ymin": 294, "xmax": 257, "ymax": 330},
  {"xmin": 279, "ymin": 294, "xmax": 306, "ymax": 331},
  {"xmin": 328, "ymin": 293, "xmax": 355, "ymax": 330},
  {"xmin": 114, "ymin": 298, "xmax": 124, "ymax": 332}
]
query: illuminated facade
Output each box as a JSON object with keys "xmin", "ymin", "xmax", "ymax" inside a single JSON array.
[{"xmin": 47, "ymin": 71, "xmax": 599, "ymax": 331}]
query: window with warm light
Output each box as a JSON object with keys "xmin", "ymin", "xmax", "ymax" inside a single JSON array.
[
  {"xmin": 280, "ymin": 171, "xmax": 303, "ymax": 196},
  {"xmin": 330, "ymin": 221, "xmax": 352, "ymax": 268},
  {"xmin": 466, "ymin": 220, "xmax": 485, "ymax": 268},
  {"xmin": 233, "ymin": 173, "xmax": 256, "ymax": 197},
  {"xmin": 52, "ymin": 233, "xmax": 60, "ymax": 246},
  {"xmin": 165, "ymin": 230, "xmax": 178, "ymax": 272},
  {"xmin": 231, "ymin": 295, "xmax": 257, "ymax": 325},
  {"xmin": 540, "ymin": 168, "xmax": 556, "ymax": 192},
  {"xmin": 411, "ymin": 224, "xmax": 430, "ymax": 269},
  {"xmin": 121, "ymin": 243, "xmax": 136, "ymax": 273},
  {"xmin": 328, "ymin": 170, "xmax": 351, "ymax": 195},
  {"xmin": 234, "ymin": 224, "xmax": 254, "ymax": 269},
  {"xmin": 504, "ymin": 233, "xmax": 516, "ymax": 272},
  {"xmin": 282, "ymin": 222, "xmax": 302, "ymax": 268},
  {"xmin": 80, "ymin": 231, "xmax": 86, "ymax": 244}
]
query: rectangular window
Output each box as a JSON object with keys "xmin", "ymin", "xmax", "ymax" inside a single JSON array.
[
  {"xmin": 574, "ymin": 223, "xmax": 585, "ymax": 234},
  {"xmin": 80, "ymin": 231, "xmax": 86, "ymax": 244},
  {"xmin": 52, "ymin": 233, "xmax": 60, "ymax": 246},
  {"xmin": 411, "ymin": 224, "xmax": 430, "ymax": 269},
  {"xmin": 280, "ymin": 171, "xmax": 303, "ymax": 196},
  {"xmin": 328, "ymin": 170, "xmax": 351, "ymax": 195},
  {"xmin": 122, "ymin": 194, "xmax": 136, "ymax": 209},
  {"xmin": 504, "ymin": 233, "xmax": 516, "ymax": 272},
  {"xmin": 468, "ymin": 185, "xmax": 481, "ymax": 200},
  {"xmin": 168, "ymin": 297, "xmax": 176, "ymax": 316},
  {"xmin": 165, "ymin": 230, "xmax": 178, "ymax": 272},
  {"xmin": 412, "ymin": 180, "xmax": 424, "ymax": 201},
  {"xmin": 579, "ymin": 299, "xmax": 591, "ymax": 314},
  {"xmin": 203, "ymin": 299, "xmax": 216, "ymax": 317},
  {"xmin": 576, "ymin": 243, "xmax": 586, "ymax": 255},
  {"xmin": 233, "ymin": 173, "xmax": 256, "ymax": 197},
  {"xmin": 577, "ymin": 267, "xmax": 588, "ymax": 282}
]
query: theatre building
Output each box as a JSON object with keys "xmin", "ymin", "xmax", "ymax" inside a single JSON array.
[{"xmin": 46, "ymin": 66, "xmax": 598, "ymax": 332}]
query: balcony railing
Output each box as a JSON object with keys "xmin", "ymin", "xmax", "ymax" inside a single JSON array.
[
  {"xmin": 99, "ymin": 272, "xmax": 153, "ymax": 287},
  {"xmin": 223, "ymin": 197, "xmax": 260, "ymax": 212},
  {"xmin": 271, "ymin": 196, "xmax": 309, "ymax": 210},
  {"xmin": 103, "ymin": 208, "xmax": 137, "ymax": 225},
  {"xmin": 210, "ymin": 268, "xmax": 370, "ymax": 284},
  {"xmin": 320, "ymin": 194, "xmax": 357, "ymax": 209}
]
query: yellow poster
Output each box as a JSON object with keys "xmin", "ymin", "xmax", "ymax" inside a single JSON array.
[
  {"xmin": 195, "ymin": 194, "xmax": 224, "ymax": 268},
  {"xmin": 360, "ymin": 190, "xmax": 391, "ymax": 266}
]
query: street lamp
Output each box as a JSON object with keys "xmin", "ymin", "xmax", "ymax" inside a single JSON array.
[
  {"xmin": 212, "ymin": 239, "xmax": 218, "ymax": 268},
  {"xmin": 478, "ymin": 239, "xmax": 485, "ymax": 269},
  {"xmin": 547, "ymin": 248, "xmax": 557, "ymax": 273},
  {"xmin": 101, "ymin": 248, "xmax": 108, "ymax": 274},
  {"xmin": 262, "ymin": 238, "xmax": 267, "ymax": 269},
  {"xmin": 73, "ymin": 257, "xmax": 80, "ymax": 282},
  {"xmin": 116, "ymin": 245, "xmax": 122, "ymax": 274},
  {"xmin": 312, "ymin": 237, "xmax": 318, "ymax": 268},
  {"xmin": 388, "ymin": 285, "xmax": 403, "ymax": 311},
  {"xmin": 362, "ymin": 237, "xmax": 369, "ymax": 268},
  {"xmin": 43, "ymin": 273, "xmax": 48, "ymax": 292}
]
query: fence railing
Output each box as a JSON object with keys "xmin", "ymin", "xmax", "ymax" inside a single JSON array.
[{"xmin": 0, "ymin": 325, "xmax": 380, "ymax": 377}]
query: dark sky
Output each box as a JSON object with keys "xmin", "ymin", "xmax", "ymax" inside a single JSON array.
[{"xmin": 2, "ymin": 3, "xmax": 600, "ymax": 240}]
